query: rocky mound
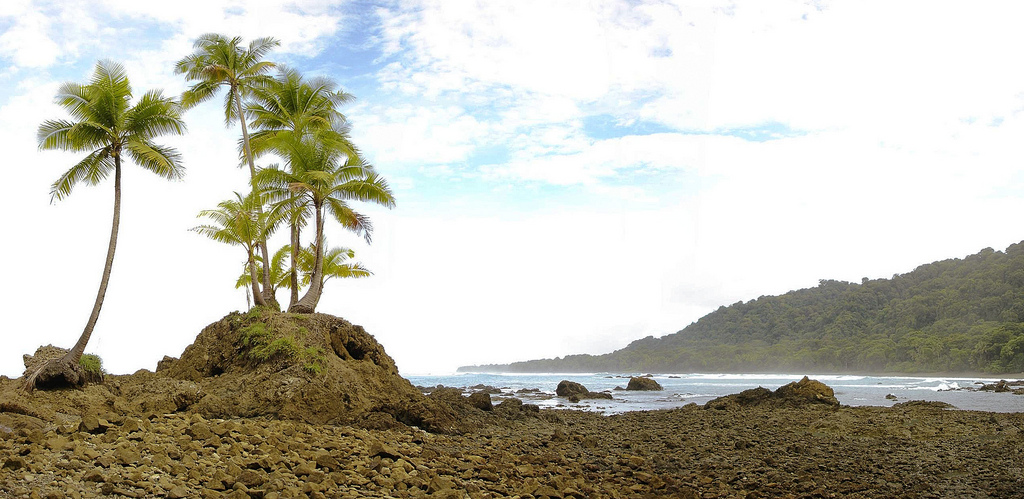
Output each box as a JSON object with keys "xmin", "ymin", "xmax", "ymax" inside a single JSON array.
[
  {"xmin": 1, "ymin": 311, "xmax": 460, "ymax": 434},
  {"xmin": 705, "ymin": 376, "xmax": 840, "ymax": 410},
  {"xmin": 555, "ymin": 380, "xmax": 613, "ymax": 403},
  {"xmin": 625, "ymin": 376, "xmax": 663, "ymax": 391}
]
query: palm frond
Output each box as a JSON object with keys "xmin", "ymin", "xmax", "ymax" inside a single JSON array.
[
  {"xmin": 49, "ymin": 149, "xmax": 112, "ymax": 202},
  {"xmin": 37, "ymin": 119, "xmax": 77, "ymax": 151},
  {"xmin": 125, "ymin": 140, "xmax": 185, "ymax": 179}
]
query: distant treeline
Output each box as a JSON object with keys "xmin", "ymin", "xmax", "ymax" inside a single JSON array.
[{"xmin": 463, "ymin": 242, "xmax": 1024, "ymax": 374}]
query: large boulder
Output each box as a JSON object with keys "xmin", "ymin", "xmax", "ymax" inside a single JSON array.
[
  {"xmin": 626, "ymin": 377, "xmax": 663, "ymax": 391},
  {"xmin": 556, "ymin": 380, "xmax": 589, "ymax": 398},
  {"xmin": 705, "ymin": 376, "xmax": 839, "ymax": 410},
  {"xmin": 555, "ymin": 380, "xmax": 613, "ymax": 402}
]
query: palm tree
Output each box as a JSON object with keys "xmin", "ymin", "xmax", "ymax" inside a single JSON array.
[
  {"xmin": 236, "ymin": 242, "xmax": 371, "ymax": 300},
  {"xmin": 296, "ymin": 241, "xmax": 372, "ymax": 288},
  {"xmin": 193, "ymin": 191, "xmax": 284, "ymax": 309},
  {"xmin": 174, "ymin": 33, "xmax": 281, "ymax": 308},
  {"xmin": 248, "ymin": 67, "xmax": 359, "ymax": 308},
  {"xmin": 235, "ymin": 244, "xmax": 292, "ymax": 298},
  {"xmin": 256, "ymin": 137, "xmax": 394, "ymax": 313},
  {"xmin": 26, "ymin": 60, "xmax": 185, "ymax": 391}
]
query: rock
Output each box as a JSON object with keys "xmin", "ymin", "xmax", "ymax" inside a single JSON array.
[
  {"xmin": 980, "ymin": 380, "xmax": 1012, "ymax": 392},
  {"xmin": 886, "ymin": 393, "xmax": 898, "ymax": 400},
  {"xmin": 78, "ymin": 414, "xmax": 108, "ymax": 434},
  {"xmin": 82, "ymin": 468, "xmax": 105, "ymax": 482},
  {"xmin": 3, "ymin": 456, "xmax": 26, "ymax": 470},
  {"xmin": 369, "ymin": 440, "xmax": 402, "ymax": 460},
  {"xmin": 556, "ymin": 380, "xmax": 589, "ymax": 398},
  {"xmin": 163, "ymin": 311, "xmax": 459, "ymax": 433},
  {"xmin": 155, "ymin": 356, "xmax": 178, "ymax": 372},
  {"xmin": 626, "ymin": 377, "xmax": 663, "ymax": 391},
  {"xmin": 556, "ymin": 380, "xmax": 615, "ymax": 401},
  {"xmin": 705, "ymin": 376, "xmax": 839, "ymax": 409},
  {"xmin": 166, "ymin": 485, "xmax": 190, "ymax": 499},
  {"xmin": 466, "ymin": 392, "xmax": 493, "ymax": 411},
  {"xmin": 774, "ymin": 376, "xmax": 839, "ymax": 406}
]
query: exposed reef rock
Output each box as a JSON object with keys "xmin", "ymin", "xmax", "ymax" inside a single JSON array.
[
  {"xmin": 625, "ymin": 376, "xmax": 663, "ymax": 391},
  {"xmin": 705, "ymin": 376, "xmax": 840, "ymax": 410},
  {"xmin": 555, "ymin": 380, "xmax": 613, "ymax": 403}
]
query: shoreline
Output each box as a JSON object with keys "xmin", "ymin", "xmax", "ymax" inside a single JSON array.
[{"xmin": 3, "ymin": 391, "xmax": 1023, "ymax": 498}]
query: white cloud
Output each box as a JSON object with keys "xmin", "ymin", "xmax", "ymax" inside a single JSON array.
[{"xmin": 0, "ymin": 8, "xmax": 61, "ymax": 69}]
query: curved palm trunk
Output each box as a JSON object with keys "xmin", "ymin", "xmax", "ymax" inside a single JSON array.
[
  {"xmin": 289, "ymin": 220, "xmax": 300, "ymax": 308},
  {"xmin": 234, "ymin": 87, "xmax": 278, "ymax": 310},
  {"xmin": 64, "ymin": 159, "xmax": 123, "ymax": 363},
  {"xmin": 290, "ymin": 205, "xmax": 325, "ymax": 313}
]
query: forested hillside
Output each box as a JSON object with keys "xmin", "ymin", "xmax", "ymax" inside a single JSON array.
[{"xmin": 463, "ymin": 242, "xmax": 1024, "ymax": 374}]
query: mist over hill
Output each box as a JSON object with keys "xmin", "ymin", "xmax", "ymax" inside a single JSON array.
[{"xmin": 462, "ymin": 242, "xmax": 1024, "ymax": 374}]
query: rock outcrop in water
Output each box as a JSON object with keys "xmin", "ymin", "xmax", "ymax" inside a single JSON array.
[
  {"xmin": 705, "ymin": 375, "xmax": 840, "ymax": 410},
  {"xmin": 625, "ymin": 376, "xmax": 663, "ymax": 391},
  {"xmin": 555, "ymin": 380, "xmax": 613, "ymax": 403}
]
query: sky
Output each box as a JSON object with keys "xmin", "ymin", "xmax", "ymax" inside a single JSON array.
[{"xmin": 3, "ymin": 0, "xmax": 1024, "ymax": 377}]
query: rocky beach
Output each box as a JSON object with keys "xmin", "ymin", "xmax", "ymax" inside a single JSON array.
[{"xmin": 2, "ymin": 312, "xmax": 1023, "ymax": 498}]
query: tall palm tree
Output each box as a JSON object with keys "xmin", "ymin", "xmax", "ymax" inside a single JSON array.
[
  {"xmin": 193, "ymin": 191, "xmax": 284, "ymax": 309},
  {"xmin": 26, "ymin": 60, "xmax": 185, "ymax": 391},
  {"xmin": 174, "ymin": 33, "xmax": 280, "ymax": 308},
  {"xmin": 256, "ymin": 136, "xmax": 394, "ymax": 313},
  {"xmin": 248, "ymin": 67, "xmax": 359, "ymax": 308}
]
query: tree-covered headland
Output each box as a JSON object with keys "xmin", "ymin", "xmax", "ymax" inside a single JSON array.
[{"xmin": 465, "ymin": 243, "xmax": 1024, "ymax": 375}]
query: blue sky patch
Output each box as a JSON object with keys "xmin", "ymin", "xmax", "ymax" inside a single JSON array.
[{"xmin": 582, "ymin": 114, "xmax": 676, "ymax": 139}]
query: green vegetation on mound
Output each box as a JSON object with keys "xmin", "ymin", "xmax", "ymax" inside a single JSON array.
[
  {"xmin": 236, "ymin": 310, "xmax": 325, "ymax": 374},
  {"xmin": 467, "ymin": 242, "xmax": 1024, "ymax": 374}
]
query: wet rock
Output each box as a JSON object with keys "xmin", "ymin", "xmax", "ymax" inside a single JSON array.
[
  {"xmin": 705, "ymin": 376, "xmax": 839, "ymax": 409},
  {"xmin": 557, "ymin": 380, "xmax": 615, "ymax": 402},
  {"xmin": 467, "ymin": 392, "xmax": 493, "ymax": 411},
  {"xmin": 556, "ymin": 380, "xmax": 589, "ymax": 398},
  {"xmin": 626, "ymin": 377, "xmax": 663, "ymax": 391}
]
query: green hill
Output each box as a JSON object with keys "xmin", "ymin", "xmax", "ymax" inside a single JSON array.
[{"xmin": 462, "ymin": 242, "xmax": 1024, "ymax": 374}]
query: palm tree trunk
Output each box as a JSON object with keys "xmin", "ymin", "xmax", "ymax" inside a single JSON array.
[
  {"xmin": 234, "ymin": 88, "xmax": 278, "ymax": 310},
  {"xmin": 65, "ymin": 158, "xmax": 122, "ymax": 363},
  {"xmin": 290, "ymin": 205, "xmax": 325, "ymax": 313},
  {"xmin": 248, "ymin": 247, "xmax": 267, "ymax": 308},
  {"xmin": 289, "ymin": 220, "xmax": 300, "ymax": 308}
]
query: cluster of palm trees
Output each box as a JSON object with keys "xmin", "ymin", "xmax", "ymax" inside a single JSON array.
[
  {"xmin": 177, "ymin": 34, "xmax": 394, "ymax": 313},
  {"xmin": 26, "ymin": 34, "xmax": 390, "ymax": 390}
]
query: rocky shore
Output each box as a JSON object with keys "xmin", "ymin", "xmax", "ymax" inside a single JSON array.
[{"xmin": 2, "ymin": 312, "xmax": 1023, "ymax": 498}]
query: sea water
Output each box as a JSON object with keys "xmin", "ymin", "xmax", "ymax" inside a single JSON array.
[{"xmin": 404, "ymin": 373, "xmax": 1024, "ymax": 414}]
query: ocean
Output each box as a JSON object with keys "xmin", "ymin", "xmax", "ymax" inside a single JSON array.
[{"xmin": 405, "ymin": 372, "xmax": 1024, "ymax": 414}]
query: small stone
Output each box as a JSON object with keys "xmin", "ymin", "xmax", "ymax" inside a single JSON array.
[
  {"xmin": 428, "ymin": 475, "xmax": 455, "ymax": 493},
  {"xmin": 368, "ymin": 441, "xmax": 402, "ymax": 460},
  {"xmin": 2, "ymin": 457, "xmax": 26, "ymax": 470},
  {"xmin": 82, "ymin": 468, "xmax": 105, "ymax": 482}
]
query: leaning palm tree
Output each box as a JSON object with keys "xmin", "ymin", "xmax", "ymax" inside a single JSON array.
[
  {"xmin": 193, "ymin": 191, "xmax": 284, "ymax": 309},
  {"xmin": 25, "ymin": 60, "xmax": 185, "ymax": 391},
  {"xmin": 256, "ymin": 136, "xmax": 394, "ymax": 313},
  {"xmin": 174, "ymin": 33, "xmax": 280, "ymax": 309},
  {"xmin": 248, "ymin": 67, "xmax": 359, "ymax": 308}
]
